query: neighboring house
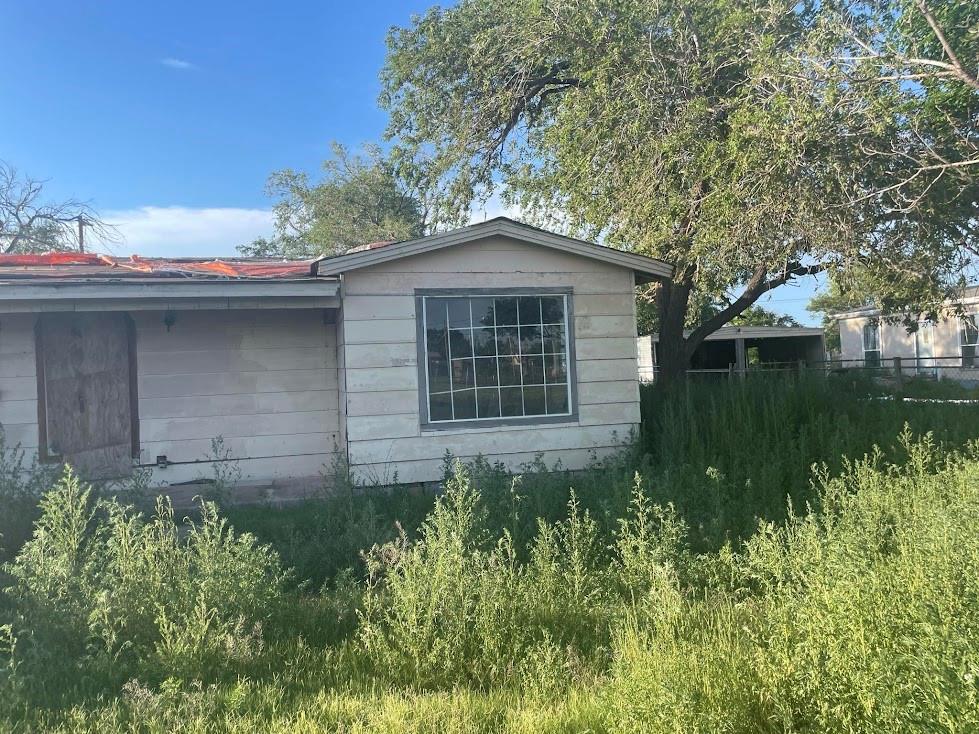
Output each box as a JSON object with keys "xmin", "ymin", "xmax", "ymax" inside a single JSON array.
[
  {"xmin": 836, "ymin": 285, "xmax": 979, "ymax": 380},
  {"xmin": 636, "ymin": 326, "xmax": 826, "ymax": 381},
  {"xmin": 0, "ymin": 218, "xmax": 672, "ymax": 497}
]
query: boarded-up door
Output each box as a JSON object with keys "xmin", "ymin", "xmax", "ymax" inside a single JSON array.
[{"xmin": 37, "ymin": 313, "xmax": 137, "ymax": 479}]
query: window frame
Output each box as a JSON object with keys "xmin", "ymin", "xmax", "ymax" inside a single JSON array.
[
  {"xmin": 862, "ymin": 321, "xmax": 881, "ymax": 368},
  {"xmin": 415, "ymin": 287, "xmax": 579, "ymax": 430},
  {"xmin": 960, "ymin": 313, "xmax": 979, "ymax": 368}
]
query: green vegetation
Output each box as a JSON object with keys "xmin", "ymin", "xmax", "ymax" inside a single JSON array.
[{"xmin": 2, "ymin": 375, "xmax": 979, "ymax": 732}]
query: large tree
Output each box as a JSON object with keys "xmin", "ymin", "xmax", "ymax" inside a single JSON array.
[
  {"xmin": 380, "ymin": 0, "xmax": 976, "ymax": 382},
  {"xmin": 0, "ymin": 162, "xmax": 116, "ymax": 254},
  {"xmin": 240, "ymin": 142, "xmax": 428, "ymax": 258}
]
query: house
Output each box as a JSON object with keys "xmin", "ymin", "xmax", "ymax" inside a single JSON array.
[
  {"xmin": 636, "ymin": 326, "xmax": 826, "ymax": 381},
  {"xmin": 835, "ymin": 286, "xmax": 979, "ymax": 380},
  {"xmin": 0, "ymin": 218, "xmax": 672, "ymax": 497}
]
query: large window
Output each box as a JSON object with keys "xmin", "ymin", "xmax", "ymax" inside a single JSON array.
[
  {"xmin": 961, "ymin": 315, "xmax": 979, "ymax": 368},
  {"xmin": 862, "ymin": 321, "xmax": 881, "ymax": 368},
  {"xmin": 419, "ymin": 291, "xmax": 575, "ymax": 425}
]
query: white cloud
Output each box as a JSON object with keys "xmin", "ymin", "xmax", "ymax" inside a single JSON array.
[
  {"xmin": 160, "ymin": 57, "xmax": 195, "ymax": 70},
  {"xmin": 100, "ymin": 206, "xmax": 274, "ymax": 258}
]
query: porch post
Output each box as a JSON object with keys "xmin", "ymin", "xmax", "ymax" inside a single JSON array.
[{"xmin": 735, "ymin": 337, "xmax": 747, "ymax": 376}]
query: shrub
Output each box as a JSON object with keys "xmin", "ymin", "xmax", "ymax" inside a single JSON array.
[{"xmin": 2, "ymin": 467, "xmax": 287, "ymax": 697}]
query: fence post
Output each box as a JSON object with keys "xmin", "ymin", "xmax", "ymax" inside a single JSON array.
[{"xmin": 893, "ymin": 356, "xmax": 903, "ymax": 388}]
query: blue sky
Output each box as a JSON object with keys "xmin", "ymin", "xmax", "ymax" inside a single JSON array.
[{"xmin": 3, "ymin": 1, "xmax": 821, "ymax": 323}]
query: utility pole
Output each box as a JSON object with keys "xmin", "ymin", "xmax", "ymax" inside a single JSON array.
[{"xmin": 75, "ymin": 214, "xmax": 86, "ymax": 253}]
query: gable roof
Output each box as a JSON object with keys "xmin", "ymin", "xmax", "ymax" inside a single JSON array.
[{"xmin": 314, "ymin": 217, "xmax": 674, "ymax": 283}]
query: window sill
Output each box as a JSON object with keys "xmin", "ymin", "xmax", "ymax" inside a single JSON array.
[{"xmin": 420, "ymin": 414, "xmax": 580, "ymax": 435}]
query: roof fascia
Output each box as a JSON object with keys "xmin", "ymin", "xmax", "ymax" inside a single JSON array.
[{"xmin": 315, "ymin": 219, "xmax": 674, "ymax": 281}]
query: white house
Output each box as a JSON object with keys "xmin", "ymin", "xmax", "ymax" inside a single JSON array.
[
  {"xmin": 836, "ymin": 285, "xmax": 979, "ymax": 380},
  {"xmin": 0, "ymin": 218, "xmax": 672, "ymax": 496}
]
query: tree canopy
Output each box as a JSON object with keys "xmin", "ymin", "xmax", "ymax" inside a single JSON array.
[
  {"xmin": 240, "ymin": 143, "xmax": 428, "ymax": 259},
  {"xmin": 381, "ymin": 0, "xmax": 977, "ymax": 380}
]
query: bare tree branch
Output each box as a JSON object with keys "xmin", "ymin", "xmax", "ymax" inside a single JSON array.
[{"xmin": 0, "ymin": 161, "xmax": 119, "ymax": 254}]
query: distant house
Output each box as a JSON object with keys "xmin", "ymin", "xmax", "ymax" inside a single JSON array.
[
  {"xmin": 0, "ymin": 218, "xmax": 672, "ymax": 497},
  {"xmin": 636, "ymin": 326, "xmax": 826, "ymax": 381},
  {"xmin": 835, "ymin": 286, "xmax": 979, "ymax": 380}
]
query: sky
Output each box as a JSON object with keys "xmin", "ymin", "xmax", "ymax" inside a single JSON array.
[{"xmin": 2, "ymin": 1, "xmax": 822, "ymax": 324}]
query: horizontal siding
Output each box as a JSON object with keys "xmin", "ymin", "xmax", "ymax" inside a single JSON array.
[
  {"xmin": 577, "ymin": 380, "xmax": 640, "ymax": 406},
  {"xmin": 140, "ymin": 410, "xmax": 338, "ymax": 442},
  {"xmin": 1, "ymin": 421, "xmax": 39, "ymax": 449},
  {"xmin": 0, "ymin": 315, "xmax": 38, "ymax": 453},
  {"xmin": 139, "ymin": 433, "xmax": 339, "ymax": 465},
  {"xmin": 142, "ymin": 453, "xmax": 335, "ymax": 487},
  {"xmin": 346, "ymin": 389, "xmax": 418, "ymax": 417},
  {"xmin": 0, "ymin": 375, "xmax": 37, "ymax": 402},
  {"xmin": 139, "ymin": 369, "xmax": 337, "ymax": 399},
  {"xmin": 352, "ymin": 445, "xmax": 625, "ymax": 486},
  {"xmin": 344, "ymin": 271, "xmax": 634, "ymax": 296},
  {"xmin": 140, "ymin": 390, "xmax": 337, "ymax": 419},
  {"xmin": 347, "ymin": 422, "xmax": 636, "ymax": 465},
  {"xmin": 138, "ymin": 346, "xmax": 334, "ymax": 375},
  {"xmin": 133, "ymin": 309, "xmax": 339, "ymax": 477}
]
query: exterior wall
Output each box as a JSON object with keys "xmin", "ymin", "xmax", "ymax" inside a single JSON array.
[
  {"xmin": 0, "ymin": 309, "xmax": 340, "ymax": 490},
  {"xmin": 338, "ymin": 235, "xmax": 641, "ymax": 484},
  {"xmin": 132, "ymin": 309, "xmax": 339, "ymax": 486},
  {"xmin": 838, "ymin": 313, "xmax": 973, "ymax": 375},
  {"xmin": 0, "ymin": 314, "xmax": 40, "ymax": 455}
]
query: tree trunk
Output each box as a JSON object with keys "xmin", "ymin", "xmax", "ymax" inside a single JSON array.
[{"xmin": 655, "ymin": 277, "xmax": 693, "ymax": 386}]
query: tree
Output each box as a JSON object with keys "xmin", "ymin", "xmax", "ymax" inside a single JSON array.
[
  {"xmin": 239, "ymin": 143, "xmax": 428, "ymax": 259},
  {"xmin": 380, "ymin": 0, "xmax": 975, "ymax": 382},
  {"xmin": 0, "ymin": 162, "xmax": 116, "ymax": 254},
  {"xmin": 730, "ymin": 306, "xmax": 801, "ymax": 328}
]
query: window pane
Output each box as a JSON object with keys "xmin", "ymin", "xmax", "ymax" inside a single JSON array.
[
  {"xmin": 475, "ymin": 357, "xmax": 498, "ymax": 387},
  {"xmin": 471, "ymin": 297, "xmax": 496, "ymax": 327},
  {"xmin": 540, "ymin": 296, "xmax": 564, "ymax": 324},
  {"xmin": 500, "ymin": 386, "xmax": 524, "ymax": 417},
  {"xmin": 472, "ymin": 327, "xmax": 496, "ymax": 357},
  {"xmin": 544, "ymin": 354, "xmax": 567, "ymax": 384},
  {"xmin": 494, "ymin": 297, "xmax": 518, "ymax": 326},
  {"xmin": 962, "ymin": 316, "xmax": 979, "ymax": 346},
  {"xmin": 428, "ymin": 357, "xmax": 451, "ymax": 393},
  {"xmin": 519, "ymin": 325, "xmax": 543, "ymax": 354},
  {"xmin": 448, "ymin": 299, "xmax": 472, "ymax": 328},
  {"xmin": 476, "ymin": 388, "xmax": 501, "ymax": 418},
  {"xmin": 963, "ymin": 345, "xmax": 976, "ymax": 368},
  {"xmin": 523, "ymin": 386, "xmax": 546, "ymax": 415},
  {"xmin": 449, "ymin": 329, "xmax": 473, "ymax": 358},
  {"xmin": 425, "ymin": 298, "xmax": 448, "ymax": 330},
  {"xmin": 518, "ymin": 296, "xmax": 541, "ymax": 325},
  {"xmin": 430, "ymin": 392, "xmax": 453, "ymax": 421},
  {"xmin": 496, "ymin": 326, "xmax": 519, "ymax": 355},
  {"xmin": 520, "ymin": 355, "xmax": 545, "ymax": 385},
  {"xmin": 542, "ymin": 324, "xmax": 566, "ymax": 354},
  {"xmin": 498, "ymin": 356, "xmax": 522, "ymax": 386},
  {"xmin": 451, "ymin": 358, "xmax": 475, "ymax": 388},
  {"xmin": 546, "ymin": 385, "xmax": 569, "ymax": 414},
  {"xmin": 452, "ymin": 389, "xmax": 476, "ymax": 419},
  {"xmin": 865, "ymin": 350, "xmax": 881, "ymax": 368},
  {"xmin": 863, "ymin": 323, "xmax": 879, "ymax": 351}
]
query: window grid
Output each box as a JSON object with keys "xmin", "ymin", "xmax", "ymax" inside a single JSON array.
[
  {"xmin": 960, "ymin": 314, "xmax": 979, "ymax": 368},
  {"xmin": 423, "ymin": 294, "xmax": 572, "ymax": 424}
]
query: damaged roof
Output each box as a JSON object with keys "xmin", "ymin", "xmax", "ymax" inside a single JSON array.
[{"xmin": 0, "ymin": 253, "xmax": 327, "ymax": 281}]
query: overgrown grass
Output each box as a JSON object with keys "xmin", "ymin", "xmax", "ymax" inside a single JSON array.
[{"xmin": 2, "ymin": 375, "xmax": 978, "ymax": 732}]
